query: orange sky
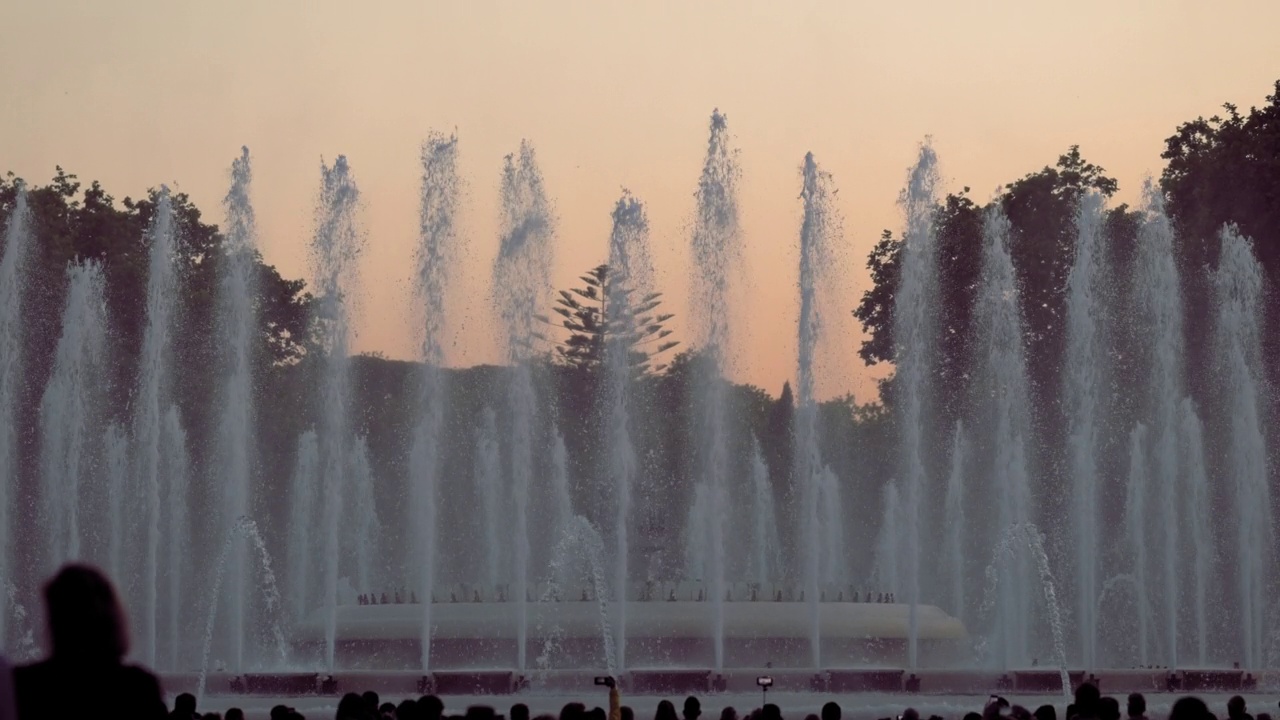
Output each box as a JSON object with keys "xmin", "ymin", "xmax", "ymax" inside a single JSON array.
[{"xmin": 2, "ymin": 1, "xmax": 1278, "ymax": 402}]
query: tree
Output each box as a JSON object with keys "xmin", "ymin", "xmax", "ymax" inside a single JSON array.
[{"xmin": 546, "ymin": 264, "xmax": 679, "ymax": 375}]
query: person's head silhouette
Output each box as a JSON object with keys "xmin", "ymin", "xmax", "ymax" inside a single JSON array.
[{"xmin": 43, "ymin": 564, "xmax": 128, "ymax": 663}]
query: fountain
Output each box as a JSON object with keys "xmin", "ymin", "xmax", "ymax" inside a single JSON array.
[
  {"xmin": 604, "ymin": 189, "xmax": 654, "ymax": 673},
  {"xmin": 39, "ymin": 259, "xmax": 106, "ymax": 568},
  {"xmin": 891, "ymin": 142, "xmax": 940, "ymax": 670},
  {"xmin": 218, "ymin": 146, "xmax": 259, "ymax": 672},
  {"xmin": 1213, "ymin": 223, "xmax": 1272, "ymax": 670},
  {"xmin": 796, "ymin": 152, "xmax": 841, "ymax": 667},
  {"xmin": 409, "ymin": 130, "xmax": 460, "ymax": 671},
  {"xmin": 0, "ymin": 118, "xmax": 1276, "ymax": 697},
  {"xmin": 493, "ymin": 141, "xmax": 555, "ymax": 671},
  {"xmin": 134, "ymin": 188, "xmax": 178, "ymax": 667},
  {"xmin": 975, "ymin": 201, "xmax": 1035, "ymax": 669},
  {"xmin": 308, "ymin": 155, "xmax": 363, "ymax": 670},
  {"xmin": 0, "ymin": 186, "xmax": 30, "ymax": 646},
  {"xmin": 1065, "ymin": 191, "xmax": 1106, "ymax": 671},
  {"xmin": 687, "ymin": 110, "xmax": 742, "ymax": 672}
]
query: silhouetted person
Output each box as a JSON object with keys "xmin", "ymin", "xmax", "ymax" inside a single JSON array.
[
  {"xmin": 586, "ymin": 707, "xmax": 605, "ymax": 720},
  {"xmin": 1170, "ymin": 698, "xmax": 1213, "ymax": 720},
  {"xmin": 512, "ymin": 703, "xmax": 531, "ymax": 720},
  {"xmin": 1228, "ymin": 697, "xmax": 1253, "ymax": 720},
  {"xmin": 1010, "ymin": 707, "xmax": 1031, "ymax": 720},
  {"xmin": 270, "ymin": 704, "xmax": 292, "ymax": 720},
  {"xmin": 562, "ymin": 702, "xmax": 587, "ymax": 720},
  {"xmin": 964, "ymin": 713, "xmax": 982, "ymax": 720},
  {"xmin": 1035, "ymin": 705, "xmax": 1057, "ymax": 720},
  {"xmin": 467, "ymin": 705, "xmax": 498, "ymax": 720},
  {"xmin": 1126, "ymin": 694, "xmax": 1146, "ymax": 720},
  {"xmin": 421, "ymin": 695, "xmax": 445, "ymax": 720},
  {"xmin": 902, "ymin": 708, "xmax": 920, "ymax": 720},
  {"xmin": 683, "ymin": 697, "xmax": 702, "ymax": 720},
  {"xmin": 1255, "ymin": 713, "xmax": 1271, "ymax": 720},
  {"xmin": 655, "ymin": 700, "xmax": 678, "ymax": 720},
  {"xmin": 14, "ymin": 564, "xmax": 166, "ymax": 720},
  {"xmin": 336, "ymin": 692, "xmax": 365, "ymax": 720},
  {"xmin": 622, "ymin": 707, "xmax": 635, "ymax": 720},
  {"xmin": 381, "ymin": 592, "xmax": 389, "ymax": 604},
  {"xmin": 362, "ymin": 691, "xmax": 381, "ymax": 716},
  {"xmin": 721, "ymin": 708, "xmax": 738, "ymax": 720},
  {"xmin": 1069, "ymin": 682, "xmax": 1101, "ymax": 720},
  {"xmin": 398, "ymin": 700, "xmax": 420, "ymax": 720},
  {"xmin": 171, "ymin": 693, "xmax": 199, "ymax": 720},
  {"xmin": 804, "ymin": 714, "xmax": 818, "ymax": 720},
  {"xmin": 1100, "ymin": 697, "xmax": 1121, "ymax": 720},
  {"xmin": 380, "ymin": 703, "xmax": 397, "ymax": 718},
  {"xmin": 822, "ymin": 702, "xmax": 841, "ymax": 720},
  {"xmin": 225, "ymin": 710, "xmax": 244, "ymax": 720},
  {"xmin": 762, "ymin": 704, "xmax": 782, "ymax": 720}
]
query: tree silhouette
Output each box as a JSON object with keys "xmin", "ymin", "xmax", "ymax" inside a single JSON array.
[{"xmin": 547, "ymin": 263, "xmax": 679, "ymax": 375}]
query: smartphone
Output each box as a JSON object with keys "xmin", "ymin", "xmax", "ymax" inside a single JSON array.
[
  {"xmin": 594, "ymin": 676, "xmax": 615, "ymax": 688},
  {"xmin": 757, "ymin": 676, "xmax": 774, "ymax": 688}
]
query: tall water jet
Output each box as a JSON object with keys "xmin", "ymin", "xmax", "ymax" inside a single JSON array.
[
  {"xmin": 218, "ymin": 146, "xmax": 259, "ymax": 670},
  {"xmin": 1064, "ymin": 191, "xmax": 1106, "ymax": 669},
  {"xmin": 105, "ymin": 423, "xmax": 129, "ymax": 582},
  {"xmin": 39, "ymin": 260, "xmax": 107, "ymax": 567},
  {"xmin": 134, "ymin": 188, "xmax": 178, "ymax": 667},
  {"xmin": 347, "ymin": 436, "xmax": 378, "ymax": 595},
  {"xmin": 161, "ymin": 406, "xmax": 189, "ymax": 670},
  {"xmin": 795, "ymin": 152, "xmax": 839, "ymax": 666},
  {"xmin": 287, "ymin": 430, "xmax": 320, "ymax": 620},
  {"xmin": 604, "ymin": 190, "xmax": 655, "ymax": 672},
  {"xmin": 1132, "ymin": 182, "xmax": 1188, "ymax": 666},
  {"xmin": 976, "ymin": 202, "xmax": 1034, "ymax": 668},
  {"xmin": 1213, "ymin": 224, "xmax": 1273, "ymax": 669},
  {"xmin": 942, "ymin": 422, "xmax": 968, "ymax": 620},
  {"xmin": 816, "ymin": 465, "xmax": 846, "ymax": 587},
  {"xmin": 687, "ymin": 110, "xmax": 741, "ymax": 671},
  {"xmin": 1178, "ymin": 397, "xmax": 1211, "ymax": 666},
  {"xmin": 475, "ymin": 408, "xmax": 505, "ymax": 586},
  {"xmin": 409, "ymin": 132, "xmax": 459, "ymax": 669},
  {"xmin": 309, "ymin": 156, "xmax": 363, "ymax": 670},
  {"xmin": 0, "ymin": 185, "xmax": 31, "ymax": 642},
  {"xmin": 890, "ymin": 142, "xmax": 940, "ymax": 669},
  {"xmin": 492, "ymin": 141, "xmax": 555, "ymax": 670},
  {"xmin": 1124, "ymin": 423, "xmax": 1150, "ymax": 665},
  {"xmin": 872, "ymin": 479, "xmax": 902, "ymax": 595},
  {"xmin": 746, "ymin": 436, "xmax": 782, "ymax": 583}
]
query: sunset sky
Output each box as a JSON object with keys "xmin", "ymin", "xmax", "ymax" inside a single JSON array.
[{"xmin": 3, "ymin": 1, "xmax": 1278, "ymax": 402}]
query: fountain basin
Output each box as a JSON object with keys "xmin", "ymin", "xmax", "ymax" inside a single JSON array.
[{"xmin": 290, "ymin": 601, "xmax": 967, "ymax": 670}]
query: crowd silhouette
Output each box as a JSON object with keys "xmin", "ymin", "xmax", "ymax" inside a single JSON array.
[{"xmin": 0, "ymin": 565, "xmax": 1275, "ymax": 720}]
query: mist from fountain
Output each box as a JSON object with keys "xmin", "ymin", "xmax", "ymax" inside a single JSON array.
[
  {"xmin": 1124, "ymin": 422, "xmax": 1150, "ymax": 665},
  {"xmin": 1064, "ymin": 191, "xmax": 1106, "ymax": 670},
  {"xmin": 287, "ymin": 430, "xmax": 320, "ymax": 621},
  {"xmin": 476, "ymin": 407, "xmax": 505, "ymax": 587},
  {"xmin": 105, "ymin": 422, "xmax": 128, "ymax": 584},
  {"xmin": 873, "ymin": 479, "xmax": 901, "ymax": 596},
  {"xmin": 309, "ymin": 156, "xmax": 363, "ymax": 670},
  {"xmin": 687, "ymin": 110, "xmax": 741, "ymax": 671},
  {"xmin": 942, "ymin": 422, "xmax": 968, "ymax": 622},
  {"xmin": 746, "ymin": 435, "xmax": 782, "ymax": 584},
  {"xmin": 1178, "ymin": 397, "xmax": 1211, "ymax": 667},
  {"xmin": 0, "ymin": 186, "xmax": 30, "ymax": 642},
  {"xmin": 348, "ymin": 436, "xmax": 379, "ymax": 595},
  {"xmin": 891, "ymin": 142, "xmax": 939, "ymax": 669},
  {"xmin": 493, "ymin": 141, "xmax": 555, "ymax": 670},
  {"xmin": 162, "ymin": 406, "xmax": 189, "ymax": 670},
  {"xmin": 133, "ymin": 188, "xmax": 178, "ymax": 667},
  {"xmin": 408, "ymin": 131, "xmax": 459, "ymax": 670},
  {"xmin": 218, "ymin": 146, "xmax": 259, "ymax": 671},
  {"xmin": 39, "ymin": 259, "xmax": 106, "ymax": 568},
  {"xmin": 975, "ymin": 202, "xmax": 1034, "ymax": 668},
  {"xmin": 604, "ymin": 189, "xmax": 654, "ymax": 673},
  {"xmin": 1213, "ymin": 224, "xmax": 1273, "ymax": 670}
]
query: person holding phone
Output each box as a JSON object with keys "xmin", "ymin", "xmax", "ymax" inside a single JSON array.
[{"xmin": 594, "ymin": 676, "xmax": 621, "ymax": 720}]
